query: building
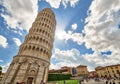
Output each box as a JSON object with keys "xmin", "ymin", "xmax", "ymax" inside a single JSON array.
[
  {"xmin": 95, "ymin": 64, "xmax": 120, "ymax": 78},
  {"xmin": 71, "ymin": 67, "xmax": 77, "ymax": 76},
  {"xmin": 61, "ymin": 66, "xmax": 71, "ymax": 74},
  {"xmin": 49, "ymin": 65, "xmax": 88, "ymax": 77},
  {"xmin": 95, "ymin": 66, "xmax": 106, "ymax": 78},
  {"xmin": 49, "ymin": 66, "xmax": 71, "ymax": 74},
  {"xmin": 88, "ymin": 71, "xmax": 97, "ymax": 78},
  {"xmin": 2, "ymin": 8, "xmax": 56, "ymax": 84},
  {"xmin": 105, "ymin": 64, "xmax": 120, "ymax": 78},
  {"xmin": 49, "ymin": 69, "xmax": 59, "ymax": 74},
  {"xmin": 76, "ymin": 65, "xmax": 88, "ymax": 77}
]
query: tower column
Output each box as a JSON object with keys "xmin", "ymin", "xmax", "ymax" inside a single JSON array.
[
  {"xmin": 35, "ymin": 65, "xmax": 44, "ymax": 84},
  {"xmin": 43, "ymin": 67, "xmax": 49, "ymax": 83}
]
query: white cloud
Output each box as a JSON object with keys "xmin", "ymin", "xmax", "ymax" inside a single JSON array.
[
  {"xmin": 49, "ymin": 63, "xmax": 60, "ymax": 70},
  {"xmin": 1, "ymin": 0, "xmax": 38, "ymax": 31},
  {"xmin": 54, "ymin": 48, "xmax": 80, "ymax": 62},
  {"xmin": 12, "ymin": 30, "xmax": 23, "ymax": 36},
  {"xmin": 62, "ymin": 0, "xmax": 79, "ymax": 8},
  {"xmin": 0, "ymin": 60, "xmax": 4, "ymax": 62},
  {"xmin": 71, "ymin": 23, "xmax": 78, "ymax": 30},
  {"xmin": 55, "ymin": 30, "xmax": 83, "ymax": 45},
  {"xmin": 81, "ymin": 0, "xmax": 120, "ymax": 68},
  {"xmin": 83, "ymin": 51, "xmax": 120, "ymax": 67},
  {"xmin": 13, "ymin": 38, "xmax": 22, "ymax": 46},
  {"xmin": 50, "ymin": 48, "xmax": 89, "ymax": 70},
  {"xmin": 0, "ymin": 35, "xmax": 8, "ymax": 48},
  {"xmin": 50, "ymin": 48, "xmax": 120, "ymax": 71},
  {"xmin": 45, "ymin": 0, "xmax": 61, "ymax": 9},
  {"xmin": 69, "ymin": 0, "xmax": 79, "ymax": 7},
  {"xmin": 45, "ymin": 0, "xmax": 79, "ymax": 8},
  {"xmin": 1, "ymin": 63, "xmax": 10, "ymax": 73},
  {"xmin": 84, "ymin": 0, "xmax": 120, "ymax": 52}
]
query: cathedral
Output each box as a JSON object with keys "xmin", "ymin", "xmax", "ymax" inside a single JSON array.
[{"xmin": 2, "ymin": 8, "xmax": 56, "ymax": 84}]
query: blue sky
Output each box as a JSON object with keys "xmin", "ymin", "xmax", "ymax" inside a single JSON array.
[{"xmin": 0, "ymin": 0, "xmax": 120, "ymax": 72}]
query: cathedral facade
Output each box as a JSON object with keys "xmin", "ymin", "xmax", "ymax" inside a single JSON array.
[{"xmin": 2, "ymin": 8, "xmax": 56, "ymax": 84}]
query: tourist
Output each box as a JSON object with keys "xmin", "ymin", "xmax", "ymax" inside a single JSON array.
[
  {"xmin": 109, "ymin": 81, "xmax": 112, "ymax": 84},
  {"xmin": 16, "ymin": 82, "xmax": 19, "ymax": 84},
  {"xmin": 40, "ymin": 80, "xmax": 44, "ymax": 84},
  {"xmin": 105, "ymin": 80, "xmax": 108, "ymax": 84},
  {"xmin": 79, "ymin": 79, "xmax": 81, "ymax": 84},
  {"xmin": 63, "ymin": 80, "xmax": 66, "ymax": 84},
  {"xmin": 113, "ymin": 80, "xmax": 116, "ymax": 84},
  {"xmin": 19, "ymin": 82, "xmax": 25, "ymax": 84}
]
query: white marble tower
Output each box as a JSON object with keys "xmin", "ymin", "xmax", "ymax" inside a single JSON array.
[{"xmin": 2, "ymin": 8, "xmax": 56, "ymax": 84}]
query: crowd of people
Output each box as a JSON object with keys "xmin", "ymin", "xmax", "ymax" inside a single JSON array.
[
  {"xmin": 80, "ymin": 77, "xmax": 120, "ymax": 84},
  {"xmin": 104, "ymin": 78, "xmax": 117, "ymax": 84}
]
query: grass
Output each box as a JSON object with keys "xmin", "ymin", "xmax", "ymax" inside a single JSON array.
[{"xmin": 56, "ymin": 80, "xmax": 79, "ymax": 84}]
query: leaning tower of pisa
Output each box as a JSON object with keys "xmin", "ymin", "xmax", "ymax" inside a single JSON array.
[{"xmin": 2, "ymin": 8, "xmax": 56, "ymax": 84}]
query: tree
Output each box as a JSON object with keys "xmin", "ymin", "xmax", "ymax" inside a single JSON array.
[{"xmin": 0, "ymin": 66, "xmax": 2, "ymax": 76}]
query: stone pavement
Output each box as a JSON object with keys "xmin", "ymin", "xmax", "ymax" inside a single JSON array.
[
  {"xmin": 81, "ymin": 79, "xmax": 105, "ymax": 84},
  {"xmin": 47, "ymin": 79, "xmax": 120, "ymax": 84},
  {"xmin": 81, "ymin": 79, "xmax": 120, "ymax": 84}
]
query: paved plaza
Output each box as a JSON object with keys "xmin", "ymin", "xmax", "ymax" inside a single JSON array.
[
  {"xmin": 81, "ymin": 79, "xmax": 105, "ymax": 84},
  {"xmin": 82, "ymin": 79, "xmax": 120, "ymax": 84}
]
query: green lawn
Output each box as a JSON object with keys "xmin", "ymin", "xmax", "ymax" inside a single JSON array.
[{"xmin": 56, "ymin": 80, "xmax": 79, "ymax": 84}]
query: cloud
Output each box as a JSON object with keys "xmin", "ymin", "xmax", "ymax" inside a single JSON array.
[
  {"xmin": 54, "ymin": 48, "xmax": 80, "ymax": 62},
  {"xmin": 45, "ymin": 0, "xmax": 61, "ymax": 9},
  {"xmin": 1, "ymin": 0, "xmax": 38, "ymax": 31},
  {"xmin": 83, "ymin": 51, "xmax": 120, "ymax": 67},
  {"xmin": 12, "ymin": 30, "xmax": 23, "ymax": 36},
  {"xmin": 71, "ymin": 23, "xmax": 78, "ymax": 30},
  {"xmin": 84, "ymin": 0, "xmax": 120, "ymax": 53},
  {"xmin": 56, "ymin": 30, "xmax": 83, "ymax": 45},
  {"xmin": 50, "ymin": 48, "xmax": 88, "ymax": 70},
  {"xmin": 45, "ymin": 0, "xmax": 79, "ymax": 8},
  {"xmin": 1, "ymin": 63, "xmax": 10, "ymax": 73},
  {"xmin": 81, "ymin": 0, "xmax": 120, "ymax": 68},
  {"xmin": 50, "ymin": 48, "xmax": 120, "ymax": 71},
  {"xmin": 0, "ymin": 35, "xmax": 8, "ymax": 48},
  {"xmin": 0, "ymin": 60, "xmax": 4, "ymax": 62},
  {"xmin": 69, "ymin": 0, "xmax": 79, "ymax": 7},
  {"xmin": 49, "ymin": 63, "xmax": 60, "ymax": 70},
  {"xmin": 13, "ymin": 38, "xmax": 22, "ymax": 46},
  {"xmin": 62, "ymin": 0, "xmax": 79, "ymax": 8},
  {"xmin": 50, "ymin": 48, "xmax": 80, "ymax": 69}
]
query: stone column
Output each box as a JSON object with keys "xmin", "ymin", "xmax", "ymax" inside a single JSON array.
[
  {"xmin": 6, "ymin": 63, "xmax": 20, "ymax": 83},
  {"xmin": 43, "ymin": 67, "xmax": 49, "ymax": 83},
  {"xmin": 21, "ymin": 62, "xmax": 30, "ymax": 83},
  {"xmin": 35, "ymin": 66, "xmax": 44, "ymax": 84}
]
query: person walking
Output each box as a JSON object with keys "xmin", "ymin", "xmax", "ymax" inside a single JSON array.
[
  {"xmin": 63, "ymin": 80, "xmax": 66, "ymax": 84},
  {"xmin": 79, "ymin": 80, "xmax": 81, "ymax": 84},
  {"xmin": 113, "ymin": 80, "xmax": 116, "ymax": 84},
  {"xmin": 40, "ymin": 80, "xmax": 44, "ymax": 84},
  {"xmin": 106, "ymin": 80, "xmax": 108, "ymax": 84}
]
